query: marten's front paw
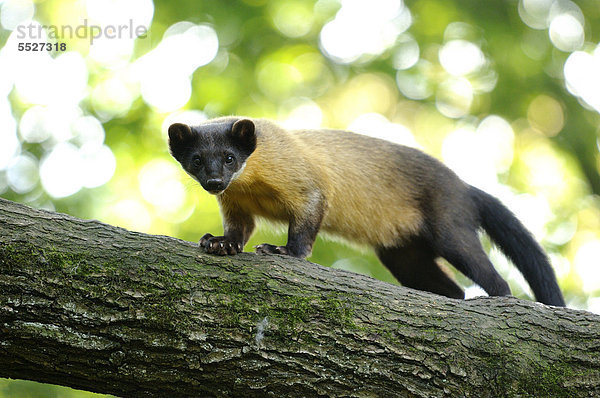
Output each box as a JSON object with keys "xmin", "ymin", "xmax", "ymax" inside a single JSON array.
[
  {"xmin": 199, "ymin": 233, "xmax": 243, "ymax": 255},
  {"xmin": 254, "ymin": 243, "xmax": 289, "ymax": 255}
]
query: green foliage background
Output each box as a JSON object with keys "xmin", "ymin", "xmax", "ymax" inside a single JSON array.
[{"xmin": 1, "ymin": 0, "xmax": 600, "ymax": 396}]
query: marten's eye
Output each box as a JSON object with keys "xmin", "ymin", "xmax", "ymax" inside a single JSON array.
[
  {"xmin": 192, "ymin": 155, "xmax": 202, "ymax": 167},
  {"xmin": 225, "ymin": 154, "xmax": 235, "ymax": 165}
]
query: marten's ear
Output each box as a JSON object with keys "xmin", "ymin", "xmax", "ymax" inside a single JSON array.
[
  {"xmin": 230, "ymin": 119, "xmax": 257, "ymax": 155},
  {"xmin": 168, "ymin": 123, "xmax": 194, "ymax": 160},
  {"xmin": 168, "ymin": 123, "xmax": 193, "ymax": 143}
]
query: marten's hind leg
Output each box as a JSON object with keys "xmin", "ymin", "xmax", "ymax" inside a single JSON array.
[
  {"xmin": 376, "ymin": 238, "xmax": 464, "ymax": 299},
  {"xmin": 432, "ymin": 226, "xmax": 511, "ymax": 297}
]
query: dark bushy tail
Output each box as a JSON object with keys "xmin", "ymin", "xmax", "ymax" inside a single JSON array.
[{"xmin": 469, "ymin": 186, "xmax": 565, "ymax": 306}]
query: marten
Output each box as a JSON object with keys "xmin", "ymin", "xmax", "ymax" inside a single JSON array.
[{"xmin": 168, "ymin": 116, "xmax": 565, "ymax": 306}]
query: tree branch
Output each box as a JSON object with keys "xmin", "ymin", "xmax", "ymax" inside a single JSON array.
[{"xmin": 0, "ymin": 198, "xmax": 598, "ymax": 397}]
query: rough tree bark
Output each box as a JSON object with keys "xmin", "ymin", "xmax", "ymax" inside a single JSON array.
[{"xmin": 0, "ymin": 198, "xmax": 599, "ymax": 397}]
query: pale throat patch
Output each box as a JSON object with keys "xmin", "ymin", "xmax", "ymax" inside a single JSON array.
[{"xmin": 231, "ymin": 161, "xmax": 247, "ymax": 182}]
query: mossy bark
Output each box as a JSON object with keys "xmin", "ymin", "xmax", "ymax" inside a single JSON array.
[{"xmin": 0, "ymin": 198, "xmax": 599, "ymax": 397}]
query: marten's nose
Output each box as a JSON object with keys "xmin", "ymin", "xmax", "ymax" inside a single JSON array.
[{"xmin": 205, "ymin": 178, "xmax": 225, "ymax": 192}]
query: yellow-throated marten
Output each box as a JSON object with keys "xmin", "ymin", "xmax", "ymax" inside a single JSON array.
[{"xmin": 168, "ymin": 116, "xmax": 565, "ymax": 306}]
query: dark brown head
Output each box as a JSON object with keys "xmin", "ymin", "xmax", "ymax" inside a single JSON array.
[{"xmin": 168, "ymin": 118, "xmax": 257, "ymax": 194}]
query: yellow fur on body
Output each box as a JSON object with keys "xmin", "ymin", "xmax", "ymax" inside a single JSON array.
[{"xmin": 217, "ymin": 118, "xmax": 424, "ymax": 248}]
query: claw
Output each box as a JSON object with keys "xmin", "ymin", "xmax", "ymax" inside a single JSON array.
[
  {"xmin": 198, "ymin": 234, "xmax": 243, "ymax": 256},
  {"xmin": 255, "ymin": 244, "xmax": 289, "ymax": 255},
  {"xmin": 199, "ymin": 233, "xmax": 214, "ymax": 249}
]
